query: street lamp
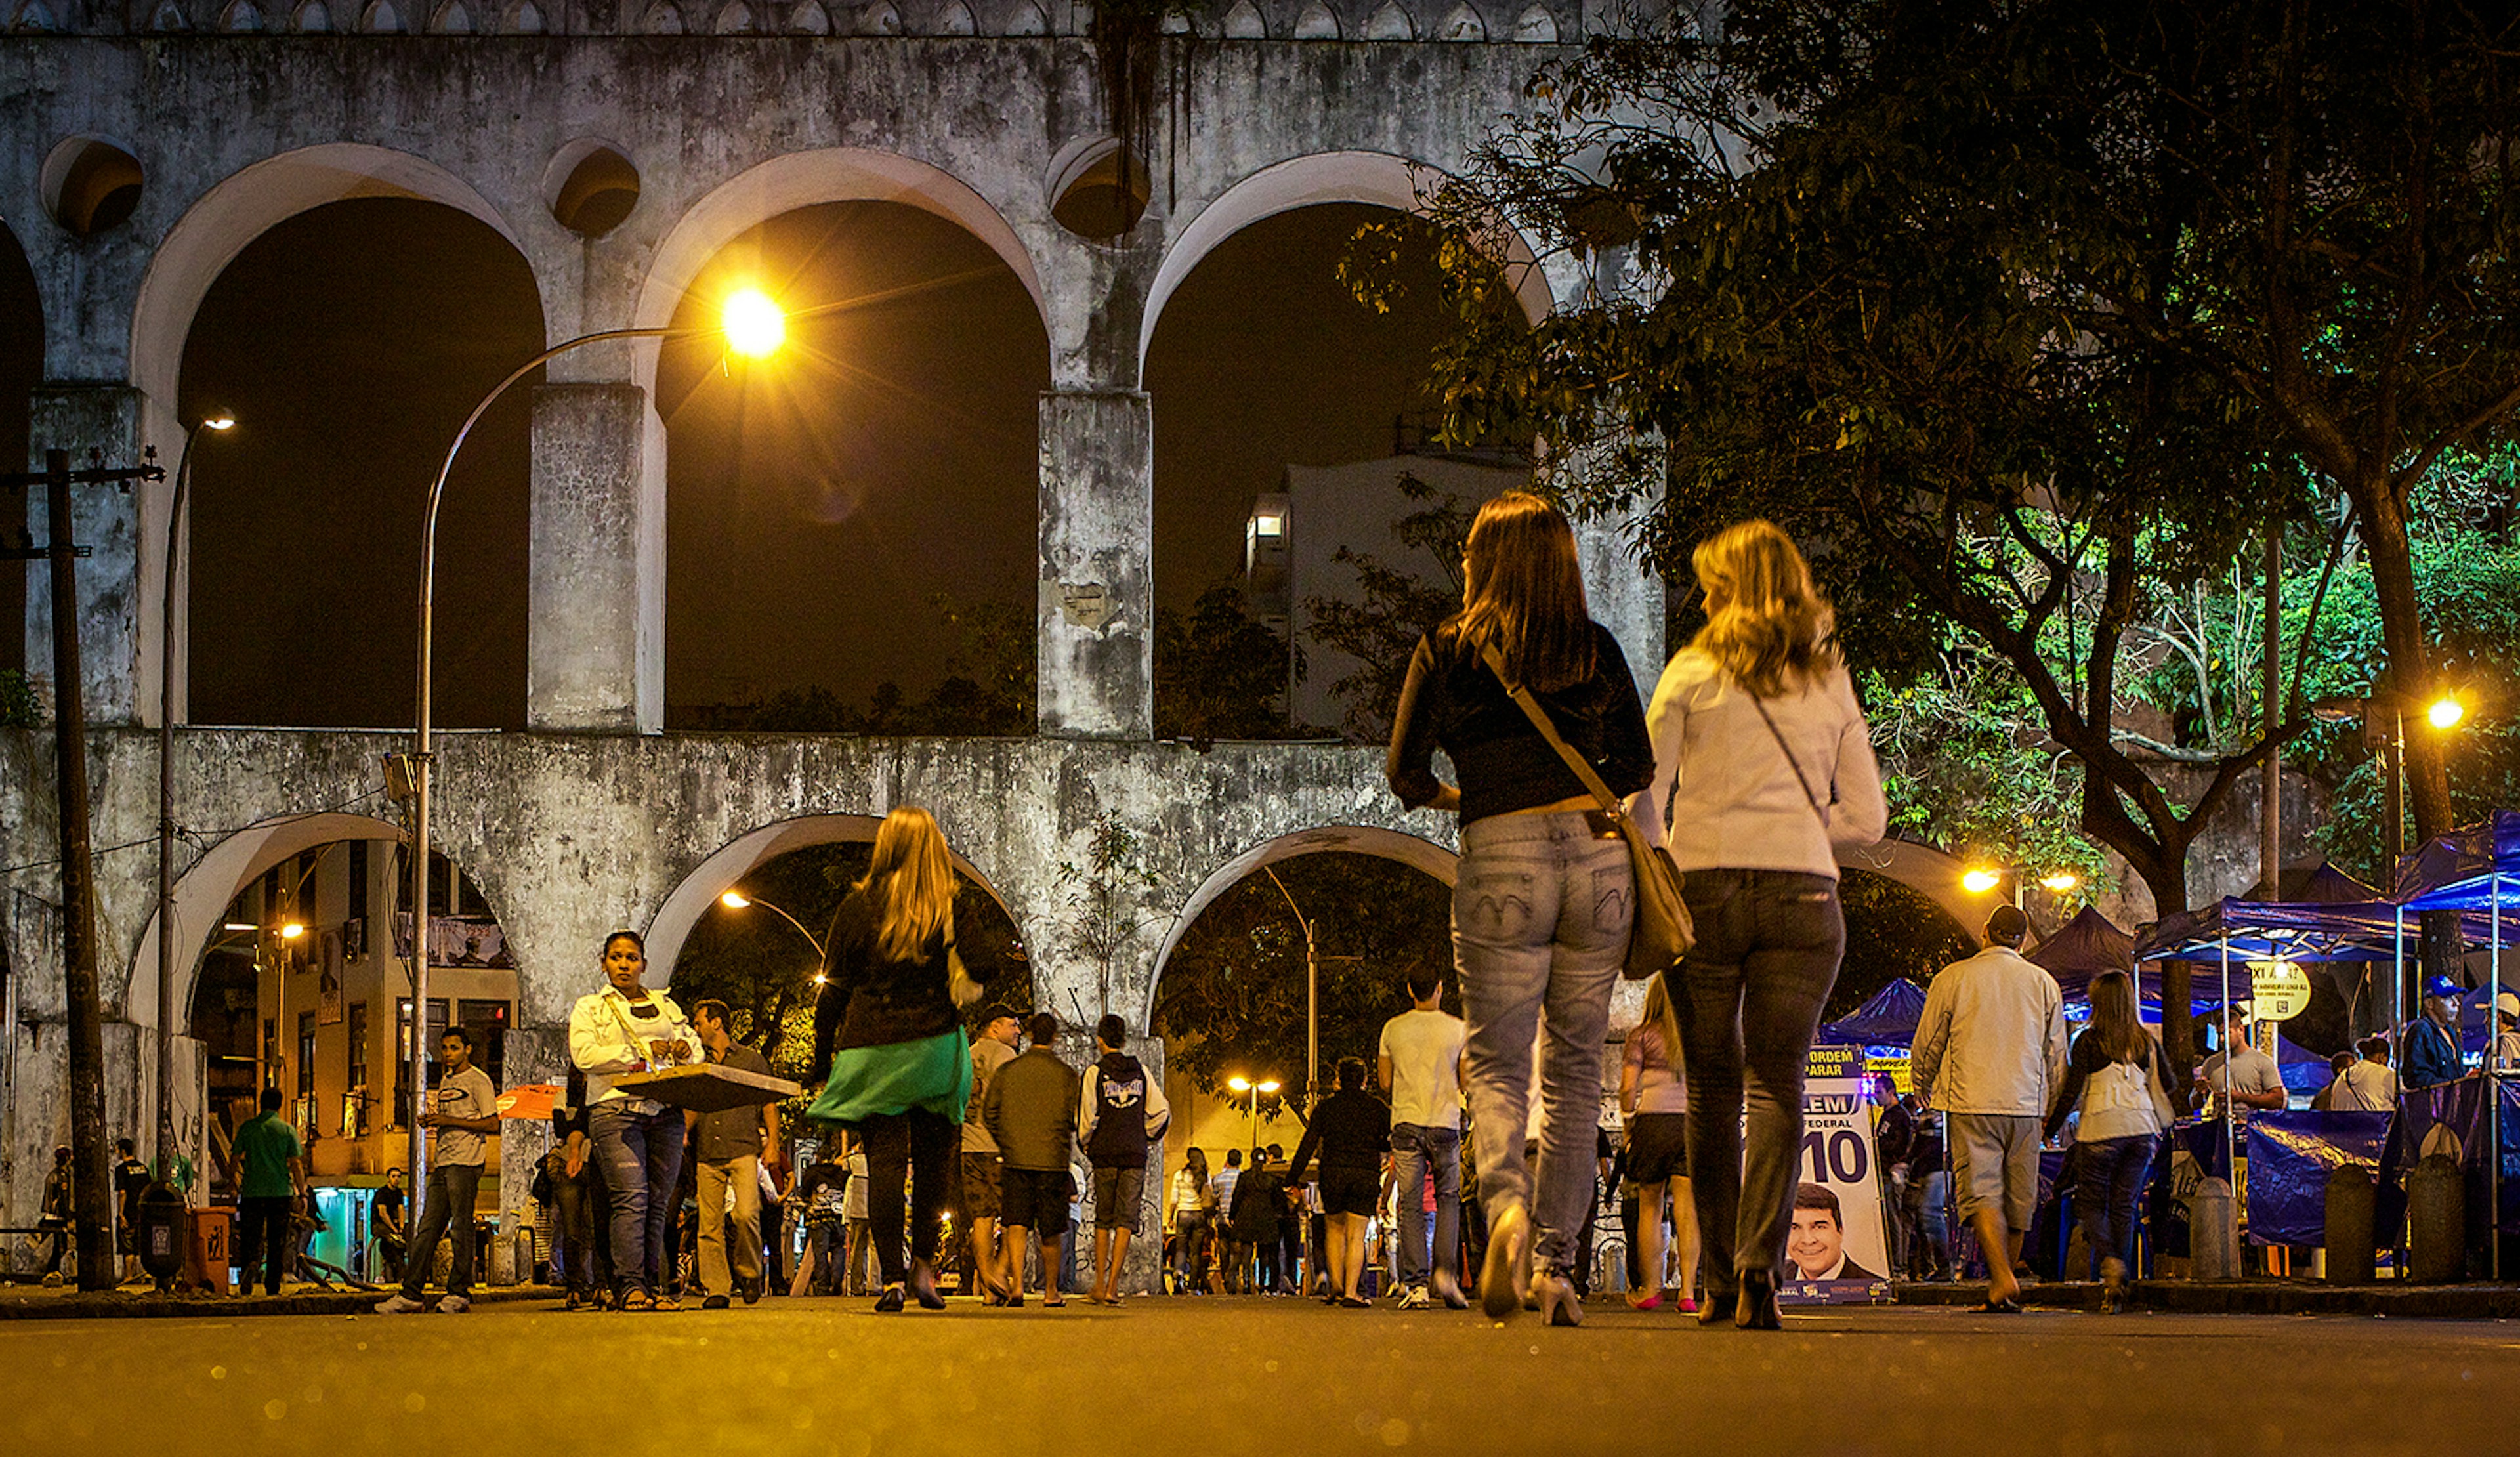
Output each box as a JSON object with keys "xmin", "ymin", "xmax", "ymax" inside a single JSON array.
[
  {"xmin": 154, "ymin": 409, "xmax": 234, "ymax": 1179},
  {"xmin": 1225, "ymin": 1074, "xmax": 1282, "ymax": 1160},
  {"xmin": 398, "ymin": 287, "xmax": 787, "ymax": 1191},
  {"xmin": 719, "ymin": 888, "xmax": 828, "ymax": 971},
  {"xmin": 2312, "ymin": 688, "xmax": 2471, "ymax": 1029},
  {"xmin": 1960, "ymin": 863, "xmax": 2079, "ymax": 912}
]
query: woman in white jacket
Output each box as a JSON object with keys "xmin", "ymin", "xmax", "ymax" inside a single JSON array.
[
  {"xmin": 1637, "ymin": 520, "xmax": 1885, "ymax": 1331},
  {"xmin": 568, "ymin": 930, "xmax": 702, "ymax": 1310}
]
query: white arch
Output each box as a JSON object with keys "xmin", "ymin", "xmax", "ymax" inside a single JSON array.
[
  {"xmin": 1137, "ymin": 824, "xmax": 1459, "ymax": 1033},
  {"xmin": 1139, "ymin": 150, "xmax": 1555, "ymax": 377},
  {"xmin": 1836, "ymin": 837, "xmax": 1990, "ymax": 950},
  {"xmin": 642, "ymin": 813, "xmax": 1023, "ymax": 982}
]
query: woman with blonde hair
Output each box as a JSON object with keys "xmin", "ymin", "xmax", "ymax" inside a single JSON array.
[
  {"xmin": 1640, "ymin": 520, "xmax": 1885, "ymax": 1330},
  {"xmin": 1387, "ymin": 490, "xmax": 1656, "ymax": 1326},
  {"xmin": 1619, "ymin": 975, "xmax": 1699, "ymax": 1311},
  {"xmin": 808, "ymin": 805, "xmax": 1006, "ymax": 1311}
]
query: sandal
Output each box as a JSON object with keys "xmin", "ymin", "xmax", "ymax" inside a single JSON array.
[
  {"xmin": 620, "ymin": 1290, "xmax": 656, "ymax": 1312},
  {"xmin": 650, "ymin": 1294, "xmax": 682, "ymax": 1312},
  {"xmin": 1973, "ymin": 1296, "xmax": 2023, "ymax": 1314},
  {"xmin": 1040, "ymin": 1294, "xmax": 1066, "ymax": 1307}
]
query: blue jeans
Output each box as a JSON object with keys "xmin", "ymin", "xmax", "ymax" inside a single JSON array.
[
  {"xmin": 2075, "ymin": 1133, "xmax": 2158, "ymax": 1273},
  {"xmin": 398, "ymin": 1164, "xmax": 482, "ymax": 1300},
  {"xmin": 1390, "ymin": 1123, "xmax": 1462, "ymax": 1288},
  {"xmin": 589, "ymin": 1102, "xmax": 685, "ymax": 1298},
  {"xmin": 1452, "ymin": 810, "xmax": 1632, "ymax": 1277},
  {"xmin": 1673, "ymin": 868, "xmax": 1845, "ymax": 1291}
]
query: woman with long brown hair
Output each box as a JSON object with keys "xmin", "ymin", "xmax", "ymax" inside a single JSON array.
[
  {"xmin": 1641, "ymin": 520, "xmax": 1885, "ymax": 1330},
  {"xmin": 2042, "ymin": 968, "xmax": 2174, "ymax": 1311},
  {"xmin": 1619, "ymin": 974, "xmax": 1699, "ymax": 1311},
  {"xmin": 1387, "ymin": 490, "xmax": 1656, "ymax": 1326},
  {"xmin": 808, "ymin": 805, "xmax": 1006, "ymax": 1311}
]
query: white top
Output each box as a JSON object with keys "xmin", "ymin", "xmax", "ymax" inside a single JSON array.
[
  {"xmin": 1209, "ymin": 1166, "xmax": 1241, "ymax": 1210},
  {"xmin": 1912, "ymin": 946, "xmax": 2068, "ymax": 1117},
  {"xmin": 430, "ymin": 1065, "xmax": 499, "ymax": 1168},
  {"xmin": 1169, "ymin": 1168, "xmax": 1211, "ymax": 1219},
  {"xmin": 567, "ymin": 984, "xmax": 704, "ymax": 1112},
  {"xmin": 1379, "ymin": 1008, "xmax": 1466, "ymax": 1130},
  {"xmin": 2332, "ymin": 1060, "xmax": 2399, "ymax": 1112},
  {"xmin": 1635, "ymin": 651, "xmax": 1886, "ymax": 877},
  {"xmin": 843, "ymin": 1149, "xmax": 870, "ymax": 1221}
]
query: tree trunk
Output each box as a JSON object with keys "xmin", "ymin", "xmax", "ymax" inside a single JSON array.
[{"xmin": 2355, "ymin": 473, "xmax": 2451, "ymax": 839}]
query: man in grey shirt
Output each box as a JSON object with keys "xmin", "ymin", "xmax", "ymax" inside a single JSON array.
[
  {"xmin": 687, "ymin": 999, "xmax": 780, "ymax": 1308},
  {"xmin": 376, "ymin": 1027, "xmax": 500, "ymax": 1314}
]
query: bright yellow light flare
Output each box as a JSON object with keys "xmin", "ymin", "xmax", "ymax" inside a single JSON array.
[
  {"xmin": 1962, "ymin": 868, "xmax": 2003, "ymax": 895},
  {"xmin": 1256, "ymin": 1080, "xmax": 1282, "ymax": 1095},
  {"xmin": 720, "ymin": 890, "xmax": 752, "ymax": 910},
  {"xmin": 279, "ymin": 921, "xmax": 306, "ymax": 940},
  {"xmin": 721, "ymin": 287, "xmax": 785, "ymax": 358},
  {"xmin": 2428, "ymin": 696, "xmax": 2466, "ymax": 730},
  {"xmin": 1227, "ymin": 1076, "xmax": 1251, "ymax": 1093},
  {"xmin": 2040, "ymin": 872, "xmax": 2081, "ymax": 893},
  {"xmin": 201, "ymin": 413, "xmax": 236, "ymax": 431}
]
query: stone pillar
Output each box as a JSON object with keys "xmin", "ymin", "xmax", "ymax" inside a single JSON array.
[
  {"xmin": 24, "ymin": 385, "xmax": 149, "ymax": 726},
  {"xmin": 527, "ymin": 383, "xmax": 659, "ymax": 733},
  {"xmin": 1037, "ymin": 389, "xmax": 1153, "ymax": 740}
]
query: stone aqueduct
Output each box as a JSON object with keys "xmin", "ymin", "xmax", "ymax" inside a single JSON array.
[{"xmin": 0, "ymin": 7, "xmax": 1983, "ymax": 1229}]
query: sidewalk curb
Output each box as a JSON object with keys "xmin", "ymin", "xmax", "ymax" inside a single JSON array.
[
  {"xmin": 1893, "ymin": 1279, "xmax": 2520, "ymax": 1319},
  {"xmin": 0, "ymin": 1286, "xmax": 559, "ymax": 1321}
]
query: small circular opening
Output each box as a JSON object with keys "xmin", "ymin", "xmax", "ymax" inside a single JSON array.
[
  {"xmin": 545, "ymin": 142, "xmax": 642, "ymax": 238},
  {"xmin": 41, "ymin": 137, "xmax": 145, "ymax": 238},
  {"xmin": 1049, "ymin": 137, "xmax": 1152, "ymax": 240}
]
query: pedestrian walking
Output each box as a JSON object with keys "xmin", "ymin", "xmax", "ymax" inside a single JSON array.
[
  {"xmin": 35, "ymin": 1145, "xmax": 74, "ymax": 1284},
  {"xmin": 1912, "ymin": 906, "xmax": 2067, "ymax": 1313},
  {"xmin": 369, "ymin": 1166, "xmax": 408, "ymax": 1285},
  {"xmin": 2042, "ymin": 968, "xmax": 2174, "ymax": 1311},
  {"xmin": 568, "ymin": 929, "xmax": 704, "ymax": 1311},
  {"xmin": 841, "ymin": 1139, "xmax": 876, "ymax": 1295},
  {"xmin": 232, "ymin": 1089, "xmax": 308, "ymax": 1296},
  {"xmin": 1167, "ymin": 1147, "xmax": 1215, "ymax": 1293},
  {"xmin": 964, "ymin": 1005, "xmax": 1023, "ymax": 1303},
  {"xmin": 1386, "ymin": 490, "xmax": 1657, "ymax": 1326},
  {"xmin": 984, "ymin": 1012, "xmax": 1083, "ymax": 1307},
  {"xmin": 376, "ymin": 1026, "xmax": 500, "ymax": 1315},
  {"xmin": 1210, "ymin": 1148, "xmax": 1248, "ymax": 1293},
  {"xmin": 1379, "ymin": 965, "xmax": 1468, "ymax": 1310},
  {"xmin": 1618, "ymin": 975, "xmax": 1698, "ymax": 1311},
  {"xmin": 112, "ymin": 1137, "xmax": 150, "ymax": 1285},
  {"xmin": 1080, "ymin": 1012, "xmax": 1171, "ymax": 1305},
  {"xmin": 1641, "ymin": 520, "xmax": 1885, "ymax": 1330},
  {"xmin": 686, "ymin": 998, "xmax": 780, "ymax": 1309},
  {"xmin": 787, "ymin": 1155, "xmax": 845, "ymax": 1296},
  {"xmin": 1230, "ymin": 1147, "xmax": 1289, "ymax": 1292},
  {"xmin": 1285, "ymin": 1057, "xmax": 1392, "ymax": 1307},
  {"xmin": 808, "ymin": 805, "xmax": 1009, "ymax": 1313}
]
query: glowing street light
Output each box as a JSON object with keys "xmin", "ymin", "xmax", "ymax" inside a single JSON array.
[
  {"xmin": 2427, "ymin": 695, "xmax": 2466, "ymax": 731},
  {"xmin": 2039, "ymin": 872, "xmax": 2082, "ymax": 893},
  {"xmin": 278, "ymin": 921, "xmax": 306, "ymax": 940},
  {"xmin": 721, "ymin": 287, "xmax": 786, "ymax": 358},
  {"xmin": 1962, "ymin": 868, "xmax": 2003, "ymax": 895}
]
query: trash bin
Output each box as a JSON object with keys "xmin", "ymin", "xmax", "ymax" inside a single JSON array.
[
  {"xmin": 185, "ymin": 1206, "xmax": 234, "ymax": 1297},
  {"xmin": 138, "ymin": 1183, "xmax": 186, "ymax": 1290}
]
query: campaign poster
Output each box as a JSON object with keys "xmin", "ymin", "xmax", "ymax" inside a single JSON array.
[{"xmin": 1776, "ymin": 1044, "xmax": 1893, "ymax": 1305}]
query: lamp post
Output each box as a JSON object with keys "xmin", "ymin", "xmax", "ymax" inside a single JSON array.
[
  {"xmin": 719, "ymin": 889, "xmax": 828, "ymax": 976},
  {"xmin": 398, "ymin": 290, "xmax": 786, "ymax": 1191},
  {"xmin": 2311, "ymin": 688, "xmax": 2467, "ymax": 1029},
  {"xmin": 1960, "ymin": 865, "xmax": 2080, "ymax": 916},
  {"xmin": 155, "ymin": 410, "xmax": 234, "ymax": 1181},
  {"xmin": 1225, "ymin": 1074, "xmax": 1281, "ymax": 1161},
  {"xmin": 1259, "ymin": 868, "xmax": 1362, "ymax": 1109}
]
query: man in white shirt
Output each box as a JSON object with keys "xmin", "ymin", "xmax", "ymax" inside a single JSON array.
[
  {"xmin": 1911, "ymin": 906, "xmax": 2066, "ymax": 1312},
  {"xmin": 2197, "ymin": 1005, "xmax": 2286, "ymax": 1120},
  {"xmin": 1379, "ymin": 966, "xmax": 1468, "ymax": 1310},
  {"xmin": 375, "ymin": 1028, "xmax": 500, "ymax": 1314}
]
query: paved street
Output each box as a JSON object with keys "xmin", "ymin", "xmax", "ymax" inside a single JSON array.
[{"xmin": 3, "ymin": 1294, "xmax": 2513, "ymax": 1456}]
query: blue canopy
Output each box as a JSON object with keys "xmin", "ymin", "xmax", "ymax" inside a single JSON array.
[
  {"xmin": 2276, "ymin": 1032, "xmax": 2342, "ymax": 1095},
  {"xmin": 2397, "ymin": 811, "xmax": 2520, "ymax": 913},
  {"xmin": 1818, "ymin": 979, "xmax": 1928, "ymax": 1048},
  {"xmin": 2027, "ymin": 905, "xmax": 2134, "ymax": 1001},
  {"xmin": 2133, "ymin": 859, "xmax": 2403, "ymax": 965}
]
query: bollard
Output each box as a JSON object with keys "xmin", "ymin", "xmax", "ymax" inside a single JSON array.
[
  {"xmin": 2407, "ymin": 1152, "xmax": 2466, "ymax": 1284},
  {"xmin": 2323, "ymin": 1165, "xmax": 2376, "ymax": 1285},
  {"xmin": 2189, "ymin": 1177, "xmax": 2239, "ymax": 1280}
]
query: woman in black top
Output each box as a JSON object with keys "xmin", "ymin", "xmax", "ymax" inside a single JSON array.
[
  {"xmin": 548, "ymin": 1066, "xmax": 613, "ymax": 1309},
  {"xmin": 1387, "ymin": 491, "xmax": 1654, "ymax": 1326},
  {"xmin": 808, "ymin": 806, "xmax": 1004, "ymax": 1311}
]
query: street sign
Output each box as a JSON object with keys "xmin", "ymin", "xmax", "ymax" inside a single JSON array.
[{"xmin": 2248, "ymin": 960, "xmax": 2314, "ymax": 1022}]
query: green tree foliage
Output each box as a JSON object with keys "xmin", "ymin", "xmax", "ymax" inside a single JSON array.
[
  {"xmin": 1154, "ymin": 853, "xmax": 1454, "ymax": 1096},
  {"xmin": 0, "ymin": 668, "xmax": 38, "ymax": 728},
  {"xmin": 1057, "ymin": 813, "xmax": 1166, "ymax": 1022},
  {"xmin": 1153, "ymin": 583, "xmax": 1301, "ymax": 747},
  {"xmin": 723, "ymin": 595, "xmax": 1036, "ymax": 735}
]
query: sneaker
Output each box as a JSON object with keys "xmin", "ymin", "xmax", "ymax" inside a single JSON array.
[
  {"xmin": 436, "ymin": 1294, "xmax": 471, "ymax": 1314},
  {"xmin": 373, "ymin": 1294, "xmax": 427, "ymax": 1315},
  {"xmin": 38, "ymin": 1272, "xmax": 62, "ymax": 1288},
  {"xmin": 1398, "ymin": 1285, "xmax": 1431, "ymax": 1310},
  {"xmin": 702, "ymin": 1294, "xmax": 731, "ymax": 1310}
]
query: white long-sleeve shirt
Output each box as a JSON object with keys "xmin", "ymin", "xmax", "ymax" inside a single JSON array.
[
  {"xmin": 1633, "ymin": 650, "xmax": 1887, "ymax": 876},
  {"xmin": 1911, "ymin": 946, "xmax": 2069, "ymax": 1118},
  {"xmin": 568, "ymin": 984, "xmax": 704, "ymax": 1111}
]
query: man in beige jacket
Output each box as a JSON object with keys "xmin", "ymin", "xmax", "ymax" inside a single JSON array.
[{"xmin": 1911, "ymin": 905, "xmax": 2067, "ymax": 1311}]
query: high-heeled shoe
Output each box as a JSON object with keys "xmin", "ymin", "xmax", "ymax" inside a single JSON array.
[
  {"xmin": 1734, "ymin": 1271, "xmax": 1780, "ymax": 1330},
  {"xmin": 1480, "ymin": 1203, "xmax": 1532, "ymax": 1320},
  {"xmin": 1532, "ymin": 1271, "xmax": 1584, "ymax": 1327},
  {"xmin": 910, "ymin": 1259, "xmax": 948, "ymax": 1310}
]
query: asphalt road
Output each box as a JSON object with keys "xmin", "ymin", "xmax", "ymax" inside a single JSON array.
[{"xmin": 5, "ymin": 1294, "xmax": 2513, "ymax": 1456}]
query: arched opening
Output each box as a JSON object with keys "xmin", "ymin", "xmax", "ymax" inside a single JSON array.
[
  {"xmin": 133, "ymin": 813, "xmax": 518, "ymax": 1269},
  {"xmin": 1144, "ymin": 827, "xmax": 1457, "ymax": 1212},
  {"xmin": 0, "ymin": 221, "xmax": 38, "ymax": 689},
  {"xmin": 175, "ymin": 197, "xmax": 541, "ymax": 727},
  {"xmin": 41, "ymin": 136, "xmax": 144, "ymax": 237},
  {"xmin": 1834, "ymin": 864, "xmax": 1976, "ymax": 1023},
  {"xmin": 656, "ymin": 198, "xmax": 1048, "ymax": 732},
  {"xmin": 1144, "ymin": 188, "xmax": 1539, "ymax": 742},
  {"xmin": 543, "ymin": 139, "xmax": 641, "ymax": 238}
]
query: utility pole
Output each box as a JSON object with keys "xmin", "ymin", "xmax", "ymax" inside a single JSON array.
[
  {"xmin": 4, "ymin": 446, "xmax": 165, "ymax": 1291},
  {"xmin": 2261, "ymin": 526, "xmax": 2282, "ymax": 898}
]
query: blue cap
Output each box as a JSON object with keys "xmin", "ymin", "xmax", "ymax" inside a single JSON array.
[{"xmin": 2424, "ymin": 975, "xmax": 2465, "ymax": 1000}]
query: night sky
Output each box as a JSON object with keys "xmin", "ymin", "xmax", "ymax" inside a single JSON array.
[{"xmin": 7, "ymin": 195, "xmax": 1473, "ymax": 726}]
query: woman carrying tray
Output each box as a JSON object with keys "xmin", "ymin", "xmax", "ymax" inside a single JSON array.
[{"xmin": 568, "ymin": 929, "xmax": 704, "ymax": 1311}]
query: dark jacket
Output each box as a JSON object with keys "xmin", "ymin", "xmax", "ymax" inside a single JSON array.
[
  {"xmin": 1229, "ymin": 1164, "xmax": 1286, "ymax": 1241},
  {"xmin": 1084, "ymin": 1051, "xmax": 1157, "ymax": 1170},
  {"xmin": 811, "ymin": 887, "xmax": 1003, "ymax": 1078},
  {"xmin": 1386, "ymin": 620, "xmax": 1654, "ymax": 824},
  {"xmin": 984, "ymin": 1047, "xmax": 1083, "ymax": 1173},
  {"xmin": 2403, "ymin": 1015, "xmax": 2463, "ymax": 1091},
  {"xmin": 1286, "ymin": 1087, "xmax": 1391, "ymax": 1179}
]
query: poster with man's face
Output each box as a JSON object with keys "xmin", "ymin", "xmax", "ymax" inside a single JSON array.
[{"xmin": 1776, "ymin": 1045, "xmax": 1892, "ymax": 1303}]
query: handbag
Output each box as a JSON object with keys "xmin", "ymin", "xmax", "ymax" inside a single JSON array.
[{"xmin": 1476, "ymin": 641, "xmax": 1694, "ymax": 980}]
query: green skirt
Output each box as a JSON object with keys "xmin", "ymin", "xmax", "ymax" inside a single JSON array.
[{"xmin": 808, "ymin": 1028, "xmax": 972, "ymax": 1126}]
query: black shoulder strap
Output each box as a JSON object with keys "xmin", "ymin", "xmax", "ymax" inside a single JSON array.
[{"xmin": 1746, "ymin": 691, "xmax": 1826, "ymax": 822}]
